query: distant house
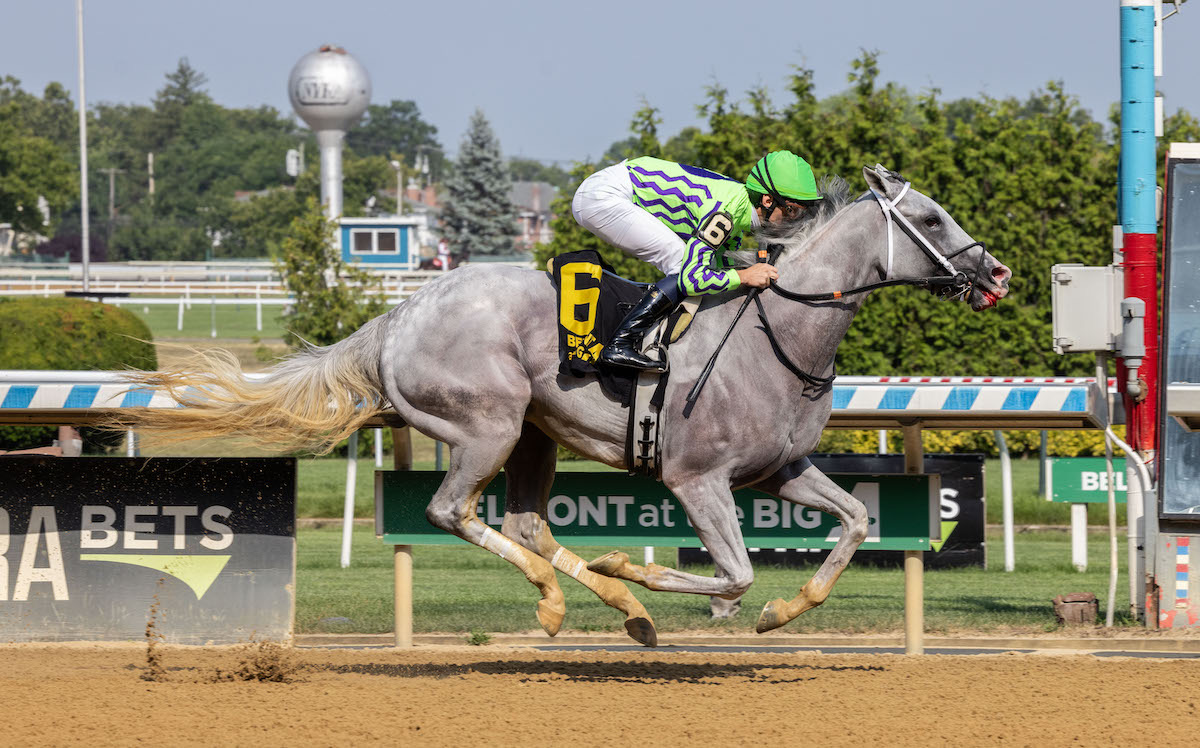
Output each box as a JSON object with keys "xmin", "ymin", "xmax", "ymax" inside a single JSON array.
[
  {"xmin": 510, "ymin": 181, "xmax": 558, "ymax": 251},
  {"xmin": 338, "ymin": 216, "xmax": 424, "ymax": 269}
]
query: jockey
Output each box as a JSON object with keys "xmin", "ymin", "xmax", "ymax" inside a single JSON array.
[{"xmin": 571, "ymin": 150, "xmax": 822, "ymax": 371}]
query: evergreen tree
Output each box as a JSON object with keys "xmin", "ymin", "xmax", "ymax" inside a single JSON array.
[{"xmin": 439, "ymin": 109, "xmax": 517, "ymax": 256}]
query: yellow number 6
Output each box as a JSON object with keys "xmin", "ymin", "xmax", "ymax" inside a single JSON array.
[{"xmin": 559, "ymin": 262, "xmax": 602, "ymax": 336}]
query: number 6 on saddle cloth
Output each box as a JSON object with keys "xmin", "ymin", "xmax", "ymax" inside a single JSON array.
[{"xmin": 550, "ymin": 249, "xmax": 698, "ymax": 476}]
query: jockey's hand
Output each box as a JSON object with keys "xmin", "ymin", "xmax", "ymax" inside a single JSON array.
[{"xmin": 737, "ymin": 263, "xmax": 779, "ymax": 289}]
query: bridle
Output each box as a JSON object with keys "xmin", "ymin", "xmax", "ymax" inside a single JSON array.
[
  {"xmin": 753, "ymin": 181, "xmax": 990, "ymax": 389},
  {"xmin": 870, "ymin": 182, "xmax": 985, "ymax": 301}
]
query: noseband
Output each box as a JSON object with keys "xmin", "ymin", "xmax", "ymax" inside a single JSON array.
[{"xmin": 871, "ymin": 183, "xmax": 984, "ymax": 301}]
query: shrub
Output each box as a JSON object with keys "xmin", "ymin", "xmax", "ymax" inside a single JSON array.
[
  {"xmin": 816, "ymin": 426, "xmax": 1126, "ymax": 458},
  {"xmin": 0, "ymin": 297, "xmax": 156, "ymax": 452}
]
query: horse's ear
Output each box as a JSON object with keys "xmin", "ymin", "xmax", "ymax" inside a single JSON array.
[
  {"xmin": 863, "ymin": 164, "xmax": 903, "ymax": 197},
  {"xmin": 862, "ymin": 165, "xmax": 888, "ymax": 196}
]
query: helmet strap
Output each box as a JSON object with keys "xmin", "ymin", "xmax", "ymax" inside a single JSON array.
[{"xmin": 751, "ymin": 160, "xmax": 789, "ymax": 221}]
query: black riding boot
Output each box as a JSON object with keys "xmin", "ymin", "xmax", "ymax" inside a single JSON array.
[{"xmin": 599, "ymin": 286, "xmax": 676, "ymax": 371}]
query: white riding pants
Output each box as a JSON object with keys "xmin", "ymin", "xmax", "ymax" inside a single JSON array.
[{"xmin": 571, "ymin": 161, "xmax": 687, "ymax": 275}]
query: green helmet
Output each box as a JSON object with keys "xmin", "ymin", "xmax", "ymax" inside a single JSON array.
[{"xmin": 745, "ymin": 151, "xmax": 821, "ymax": 202}]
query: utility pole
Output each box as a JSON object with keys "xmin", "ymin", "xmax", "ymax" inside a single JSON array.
[
  {"xmin": 75, "ymin": 0, "xmax": 89, "ymax": 291},
  {"xmin": 99, "ymin": 167, "xmax": 124, "ymax": 244},
  {"xmin": 147, "ymin": 152, "xmax": 155, "ymax": 199}
]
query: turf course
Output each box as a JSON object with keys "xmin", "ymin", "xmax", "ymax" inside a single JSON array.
[
  {"xmin": 296, "ymin": 525, "xmax": 1137, "ymax": 635},
  {"xmin": 125, "ymin": 300, "xmax": 287, "ymax": 340}
]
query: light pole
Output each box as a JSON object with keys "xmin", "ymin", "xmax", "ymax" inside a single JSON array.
[
  {"xmin": 75, "ymin": 0, "xmax": 89, "ymax": 291},
  {"xmin": 390, "ymin": 159, "xmax": 404, "ymax": 216}
]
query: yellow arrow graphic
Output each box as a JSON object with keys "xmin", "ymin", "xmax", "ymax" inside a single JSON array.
[
  {"xmin": 79, "ymin": 554, "xmax": 231, "ymax": 599},
  {"xmin": 930, "ymin": 521, "xmax": 958, "ymax": 553}
]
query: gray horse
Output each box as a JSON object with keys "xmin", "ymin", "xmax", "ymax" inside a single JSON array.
[{"xmin": 121, "ymin": 166, "xmax": 1011, "ymax": 646}]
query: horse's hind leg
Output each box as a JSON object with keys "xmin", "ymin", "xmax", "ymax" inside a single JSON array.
[
  {"xmin": 423, "ymin": 430, "xmax": 566, "ymax": 636},
  {"xmin": 751, "ymin": 457, "xmax": 869, "ymax": 633},
  {"xmin": 587, "ymin": 477, "xmax": 754, "ymax": 599},
  {"xmin": 500, "ymin": 422, "xmax": 658, "ymax": 646}
]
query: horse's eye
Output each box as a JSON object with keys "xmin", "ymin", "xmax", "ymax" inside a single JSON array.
[{"xmin": 924, "ymin": 216, "xmax": 941, "ymax": 229}]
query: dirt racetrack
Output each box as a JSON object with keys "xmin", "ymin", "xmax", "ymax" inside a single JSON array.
[{"xmin": 2, "ymin": 643, "xmax": 1197, "ymax": 746}]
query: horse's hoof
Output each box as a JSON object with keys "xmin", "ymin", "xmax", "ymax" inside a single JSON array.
[
  {"xmin": 536, "ymin": 598, "xmax": 565, "ymax": 637},
  {"xmin": 710, "ymin": 596, "xmax": 742, "ymax": 620},
  {"xmin": 624, "ymin": 616, "xmax": 658, "ymax": 648},
  {"xmin": 587, "ymin": 551, "xmax": 629, "ymax": 578},
  {"xmin": 756, "ymin": 598, "xmax": 791, "ymax": 633}
]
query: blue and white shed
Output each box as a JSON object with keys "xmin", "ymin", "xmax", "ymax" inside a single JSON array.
[{"xmin": 338, "ymin": 216, "xmax": 424, "ymax": 269}]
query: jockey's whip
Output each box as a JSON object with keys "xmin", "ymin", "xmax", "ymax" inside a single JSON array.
[{"xmin": 684, "ymin": 243, "xmax": 784, "ymax": 415}]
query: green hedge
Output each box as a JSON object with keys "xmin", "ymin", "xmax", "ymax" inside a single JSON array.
[
  {"xmin": 0, "ymin": 297, "xmax": 157, "ymax": 451},
  {"xmin": 816, "ymin": 427, "xmax": 1126, "ymax": 458}
]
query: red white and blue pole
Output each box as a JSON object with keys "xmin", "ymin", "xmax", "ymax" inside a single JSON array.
[
  {"xmin": 1119, "ymin": 0, "xmax": 1160, "ymax": 624},
  {"xmin": 1119, "ymin": 1, "xmax": 1159, "ymax": 455}
]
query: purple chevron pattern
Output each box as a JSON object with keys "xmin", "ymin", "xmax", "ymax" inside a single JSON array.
[
  {"xmin": 636, "ymin": 196, "xmax": 692, "ymax": 215},
  {"xmin": 680, "ymin": 238, "xmax": 733, "ymax": 295},
  {"xmin": 629, "ymin": 165, "xmax": 714, "ymax": 201},
  {"xmin": 646, "ymin": 209, "xmax": 694, "ymax": 229}
]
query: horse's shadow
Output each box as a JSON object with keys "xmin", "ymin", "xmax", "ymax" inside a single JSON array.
[{"xmin": 318, "ymin": 658, "xmax": 885, "ymax": 684}]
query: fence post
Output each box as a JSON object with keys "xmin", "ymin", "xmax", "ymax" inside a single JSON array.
[
  {"xmin": 901, "ymin": 423, "xmax": 924, "ymax": 655},
  {"xmin": 340, "ymin": 430, "xmax": 358, "ymax": 568},
  {"xmin": 995, "ymin": 430, "xmax": 1015, "ymax": 572},
  {"xmin": 1071, "ymin": 502, "xmax": 1088, "ymax": 572},
  {"xmin": 393, "ymin": 425, "xmax": 414, "ymax": 647}
]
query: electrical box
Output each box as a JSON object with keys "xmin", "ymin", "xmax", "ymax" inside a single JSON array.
[{"xmin": 1051, "ymin": 264, "xmax": 1124, "ymax": 354}]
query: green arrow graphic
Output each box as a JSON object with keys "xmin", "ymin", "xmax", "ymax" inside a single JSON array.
[
  {"xmin": 929, "ymin": 521, "xmax": 958, "ymax": 553},
  {"xmin": 79, "ymin": 554, "xmax": 231, "ymax": 599}
]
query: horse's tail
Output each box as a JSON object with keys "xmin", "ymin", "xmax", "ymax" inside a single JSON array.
[{"xmin": 115, "ymin": 314, "xmax": 390, "ymax": 455}]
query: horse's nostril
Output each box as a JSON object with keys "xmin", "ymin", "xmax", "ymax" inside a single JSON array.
[{"xmin": 992, "ymin": 266, "xmax": 1010, "ymax": 282}]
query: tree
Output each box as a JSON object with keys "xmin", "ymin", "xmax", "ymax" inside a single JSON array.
[
  {"xmin": 347, "ymin": 99, "xmax": 444, "ymax": 181},
  {"xmin": 0, "ymin": 95, "xmax": 77, "ymax": 234},
  {"xmin": 508, "ymin": 157, "xmax": 571, "ymax": 191},
  {"xmin": 276, "ymin": 197, "xmax": 386, "ymax": 348},
  {"xmin": 439, "ymin": 109, "xmax": 518, "ymax": 256},
  {"xmin": 0, "ymin": 77, "xmax": 77, "ymax": 153}
]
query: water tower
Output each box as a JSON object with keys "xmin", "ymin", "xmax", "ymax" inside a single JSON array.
[{"xmin": 287, "ymin": 45, "xmax": 371, "ymax": 219}]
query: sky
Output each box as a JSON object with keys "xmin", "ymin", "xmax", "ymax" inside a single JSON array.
[{"xmin": 5, "ymin": 1, "xmax": 1200, "ymax": 165}]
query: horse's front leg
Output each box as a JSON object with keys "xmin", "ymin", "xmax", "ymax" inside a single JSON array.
[
  {"xmin": 750, "ymin": 456, "xmax": 869, "ymax": 633},
  {"xmin": 588, "ymin": 478, "xmax": 753, "ymax": 599}
]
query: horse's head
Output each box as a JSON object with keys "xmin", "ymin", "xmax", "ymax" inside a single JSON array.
[{"xmin": 862, "ymin": 165, "xmax": 1011, "ymax": 311}]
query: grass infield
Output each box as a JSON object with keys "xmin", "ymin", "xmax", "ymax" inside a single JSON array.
[
  {"xmin": 127, "ymin": 300, "xmax": 288, "ymax": 340},
  {"xmin": 295, "ymin": 525, "xmax": 1137, "ymax": 636}
]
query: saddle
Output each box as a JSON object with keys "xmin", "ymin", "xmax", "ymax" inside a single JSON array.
[{"xmin": 549, "ymin": 250, "xmax": 699, "ymax": 478}]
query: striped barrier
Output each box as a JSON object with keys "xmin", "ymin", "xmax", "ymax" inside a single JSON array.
[{"xmin": 0, "ymin": 371, "xmax": 1113, "ymax": 430}]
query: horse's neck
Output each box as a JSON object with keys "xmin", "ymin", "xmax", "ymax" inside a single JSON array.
[
  {"xmin": 775, "ymin": 200, "xmax": 882, "ymax": 292},
  {"xmin": 764, "ymin": 204, "xmax": 884, "ymax": 375}
]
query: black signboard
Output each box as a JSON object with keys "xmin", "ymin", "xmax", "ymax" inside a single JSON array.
[
  {"xmin": 0, "ymin": 457, "xmax": 295, "ymax": 643},
  {"xmin": 680, "ymin": 453, "xmax": 986, "ymax": 569}
]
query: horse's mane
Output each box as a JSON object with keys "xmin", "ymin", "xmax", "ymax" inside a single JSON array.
[{"xmin": 725, "ymin": 175, "xmax": 854, "ymax": 266}]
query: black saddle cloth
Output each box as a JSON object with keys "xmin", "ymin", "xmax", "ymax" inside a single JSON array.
[{"xmin": 550, "ymin": 250, "xmax": 647, "ymax": 405}]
